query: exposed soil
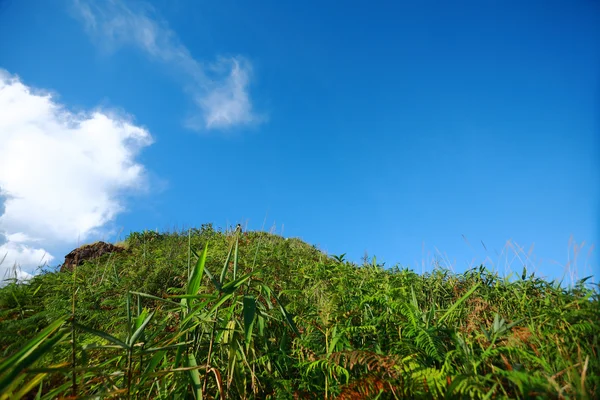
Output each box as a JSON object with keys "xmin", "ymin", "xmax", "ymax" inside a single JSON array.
[{"xmin": 60, "ymin": 241, "xmax": 125, "ymax": 272}]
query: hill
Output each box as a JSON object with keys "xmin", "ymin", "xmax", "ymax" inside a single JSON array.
[{"xmin": 0, "ymin": 224, "xmax": 598, "ymax": 399}]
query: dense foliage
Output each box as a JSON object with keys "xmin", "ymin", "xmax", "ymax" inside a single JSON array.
[{"xmin": 0, "ymin": 224, "xmax": 598, "ymax": 399}]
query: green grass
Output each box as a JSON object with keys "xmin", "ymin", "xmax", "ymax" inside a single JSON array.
[{"xmin": 0, "ymin": 223, "xmax": 597, "ymax": 399}]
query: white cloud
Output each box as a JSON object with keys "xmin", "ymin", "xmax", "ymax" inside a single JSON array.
[
  {"xmin": 0, "ymin": 238, "xmax": 51, "ymax": 280},
  {"xmin": 200, "ymin": 58, "xmax": 257, "ymax": 129},
  {"xmin": 72, "ymin": 0, "xmax": 262, "ymax": 130},
  {"xmin": 0, "ymin": 70, "xmax": 152, "ymax": 276}
]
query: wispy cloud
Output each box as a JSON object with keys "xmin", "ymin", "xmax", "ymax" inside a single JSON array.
[
  {"xmin": 0, "ymin": 70, "xmax": 152, "ymax": 276},
  {"xmin": 72, "ymin": 0, "xmax": 263, "ymax": 130}
]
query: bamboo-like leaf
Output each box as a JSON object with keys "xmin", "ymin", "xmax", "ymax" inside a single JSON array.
[
  {"xmin": 257, "ymin": 314, "xmax": 265, "ymax": 337},
  {"xmin": 206, "ymin": 293, "xmax": 234, "ymax": 316},
  {"xmin": 1, "ymin": 374, "xmax": 26, "ymax": 400},
  {"xmin": 192, "ymin": 248, "xmax": 221, "ymax": 291},
  {"xmin": 141, "ymin": 350, "xmax": 166, "ymax": 383},
  {"xmin": 174, "ymin": 344, "xmax": 184, "ymax": 369},
  {"xmin": 0, "ymin": 317, "xmax": 66, "ymax": 376},
  {"xmin": 188, "ymin": 243, "xmax": 208, "ymax": 297},
  {"xmin": 0, "ymin": 324, "xmax": 68, "ymax": 396},
  {"xmin": 179, "ymin": 298, "xmax": 217, "ymax": 328},
  {"xmin": 34, "ymin": 380, "xmax": 42, "ymax": 400},
  {"xmin": 128, "ymin": 290, "xmax": 181, "ymax": 307},
  {"xmin": 222, "ymin": 320, "xmax": 237, "ymax": 344},
  {"xmin": 133, "ymin": 308, "xmax": 149, "ymax": 331},
  {"xmin": 170, "ymin": 294, "xmax": 215, "ymax": 300},
  {"xmin": 80, "ymin": 344, "xmax": 125, "ymax": 351},
  {"xmin": 220, "ymin": 240, "xmax": 235, "ymax": 285},
  {"xmin": 438, "ymin": 282, "xmax": 481, "ymax": 325},
  {"xmin": 126, "ymin": 292, "xmax": 132, "ymax": 339},
  {"xmin": 141, "ymin": 342, "xmax": 191, "ymax": 354},
  {"xmin": 11, "ymin": 372, "xmax": 47, "ymax": 400},
  {"xmin": 272, "ymin": 293, "xmax": 300, "ymax": 336},
  {"xmin": 32, "ymin": 284, "xmax": 42, "ymax": 297},
  {"xmin": 243, "ymin": 296, "xmax": 256, "ymax": 350},
  {"xmin": 74, "ymin": 322, "xmax": 128, "ymax": 349},
  {"xmin": 185, "ymin": 353, "xmax": 202, "ymax": 400},
  {"xmin": 233, "ymin": 233, "xmax": 239, "ymax": 281},
  {"xmin": 328, "ymin": 325, "xmax": 347, "ymax": 355},
  {"xmin": 128, "ymin": 310, "xmax": 155, "ymax": 346},
  {"xmin": 221, "ymin": 273, "xmax": 252, "ymax": 294},
  {"xmin": 35, "ymin": 381, "xmax": 71, "ymax": 400},
  {"xmin": 410, "ymin": 286, "xmax": 420, "ymax": 311}
]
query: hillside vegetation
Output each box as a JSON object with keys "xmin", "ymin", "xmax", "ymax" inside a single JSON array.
[{"xmin": 0, "ymin": 224, "xmax": 598, "ymax": 399}]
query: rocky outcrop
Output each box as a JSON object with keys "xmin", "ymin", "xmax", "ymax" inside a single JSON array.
[{"xmin": 60, "ymin": 241, "xmax": 125, "ymax": 272}]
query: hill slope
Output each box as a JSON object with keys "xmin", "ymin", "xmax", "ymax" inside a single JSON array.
[{"xmin": 0, "ymin": 224, "xmax": 598, "ymax": 399}]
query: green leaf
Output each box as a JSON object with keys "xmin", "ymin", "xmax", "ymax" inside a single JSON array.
[
  {"xmin": 179, "ymin": 297, "xmax": 218, "ymax": 328},
  {"xmin": 128, "ymin": 310, "xmax": 155, "ymax": 346},
  {"xmin": 74, "ymin": 323, "xmax": 128, "ymax": 349},
  {"xmin": 437, "ymin": 282, "xmax": 481, "ymax": 326},
  {"xmin": 126, "ymin": 292, "xmax": 132, "ymax": 339},
  {"xmin": 243, "ymin": 296, "xmax": 256, "ymax": 350},
  {"xmin": 141, "ymin": 350, "xmax": 166, "ymax": 384},
  {"xmin": 221, "ymin": 273, "xmax": 252, "ymax": 294},
  {"xmin": 233, "ymin": 234, "xmax": 239, "ymax": 281},
  {"xmin": 170, "ymin": 294, "xmax": 215, "ymax": 300},
  {"xmin": 0, "ymin": 318, "xmax": 68, "ymax": 396},
  {"xmin": 140, "ymin": 342, "xmax": 191, "ymax": 354},
  {"xmin": 206, "ymin": 293, "xmax": 234, "ymax": 316},
  {"xmin": 128, "ymin": 290, "xmax": 181, "ymax": 307},
  {"xmin": 185, "ymin": 353, "xmax": 202, "ymax": 400},
  {"xmin": 0, "ymin": 317, "xmax": 66, "ymax": 377},
  {"xmin": 328, "ymin": 325, "xmax": 348, "ymax": 355},
  {"xmin": 188, "ymin": 243, "xmax": 208, "ymax": 297},
  {"xmin": 174, "ymin": 344, "xmax": 184, "ymax": 369},
  {"xmin": 11, "ymin": 372, "xmax": 48, "ymax": 400},
  {"xmin": 272, "ymin": 293, "xmax": 300, "ymax": 336},
  {"xmin": 133, "ymin": 308, "xmax": 149, "ymax": 331},
  {"xmin": 192, "ymin": 248, "xmax": 221, "ymax": 291},
  {"xmin": 220, "ymin": 241, "xmax": 234, "ymax": 285}
]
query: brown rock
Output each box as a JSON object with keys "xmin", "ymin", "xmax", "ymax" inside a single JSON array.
[{"xmin": 60, "ymin": 241, "xmax": 125, "ymax": 272}]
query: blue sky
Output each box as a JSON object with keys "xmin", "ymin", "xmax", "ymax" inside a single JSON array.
[{"xmin": 0, "ymin": 0, "xmax": 598, "ymax": 282}]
